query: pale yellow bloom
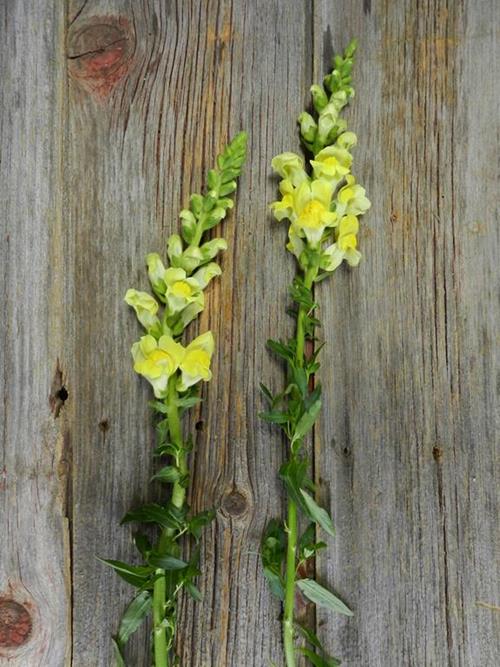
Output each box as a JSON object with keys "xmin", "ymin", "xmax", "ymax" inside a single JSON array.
[
  {"xmin": 291, "ymin": 179, "xmax": 337, "ymax": 246},
  {"xmin": 286, "ymin": 225, "xmax": 305, "ymax": 260},
  {"xmin": 131, "ymin": 334, "xmax": 184, "ymax": 398},
  {"xmin": 271, "ymin": 152, "xmax": 308, "ymax": 187},
  {"xmin": 178, "ymin": 331, "xmax": 214, "ymax": 392},
  {"xmin": 146, "ymin": 253, "xmax": 167, "ymax": 294},
  {"xmin": 271, "ymin": 177, "xmax": 337, "ymax": 247},
  {"xmin": 321, "ymin": 214, "xmax": 361, "ymax": 272},
  {"xmin": 335, "ymin": 175, "xmax": 371, "ymax": 218},
  {"xmin": 310, "ymin": 131, "xmax": 357, "ymax": 187},
  {"xmin": 124, "ymin": 289, "xmax": 160, "ymax": 331},
  {"xmin": 164, "ymin": 268, "xmax": 204, "ymax": 314}
]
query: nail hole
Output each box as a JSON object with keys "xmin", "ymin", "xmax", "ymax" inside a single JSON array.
[
  {"xmin": 98, "ymin": 418, "xmax": 110, "ymax": 433},
  {"xmin": 49, "ymin": 360, "xmax": 68, "ymax": 418},
  {"xmin": 433, "ymin": 446, "xmax": 444, "ymax": 462},
  {"xmin": 57, "ymin": 386, "xmax": 68, "ymax": 402}
]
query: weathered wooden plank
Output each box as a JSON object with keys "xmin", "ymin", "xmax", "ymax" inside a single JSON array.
[
  {"xmin": 173, "ymin": 3, "xmax": 313, "ymax": 665},
  {"xmin": 0, "ymin": 2, "xmax": 70, "ymax": 665},
  {"xmin": 2, "ymin": 1, "xmax": 497, "ymax": 665},
  {"xmin": 65, "ymin": 1, "xmax": 311, "ymax": 665},
  {"xmin": 313, "ymin": 1, "xmax": 499, "ymax": 665}
]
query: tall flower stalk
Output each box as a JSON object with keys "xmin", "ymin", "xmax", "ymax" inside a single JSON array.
[
  {"xmin": 102, "ymin": 132, "xmax": 247, "ymax": 667},
  {"xmin": 259, "ymin": 40, "xmax": 370, "ymax": 666}
]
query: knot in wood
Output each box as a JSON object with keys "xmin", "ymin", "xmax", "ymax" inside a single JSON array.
[
  {"xmin": 221, "ymin": 490, "xmax": 248, "ymax": 519},
  {"xmin": 67, "ymin": 17, "xmax": 133, "ymax": 97},
  {"xmin": 0, "ymin": 600, "xmax": 32, "ymax": 648}
]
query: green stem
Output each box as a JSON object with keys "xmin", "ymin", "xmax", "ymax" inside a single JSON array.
[
  {"xmin": 283, "ymin": 498, "xmax": 298, "ymax": 667},
  {"xmin": 153, "ymin": 572, "xmax": 168, "ymax": 667},
  {"xmin": 153, "ymin": 376, "xmax": 187, "ymax": 667},
  {"xmin": 283, "ymin": 263, "xmax": 318, "ymax": 666}
]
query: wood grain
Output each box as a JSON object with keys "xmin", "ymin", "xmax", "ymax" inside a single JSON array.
[
  {"xmin": 0, "ymin": 0, "xmax": 498, "ymax": 665},
  {"xmin": 314, "ymin": 1, "xmax": 500, "ymax": 665},
  {"xmin": 0, "ymin": 2, "xmax": 70, "ymax": 665}
]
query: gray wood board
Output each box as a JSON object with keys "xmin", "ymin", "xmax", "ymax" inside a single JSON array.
[{"xmin": 0, "ymin": 1, "xmax": 498, "ymax": 665}]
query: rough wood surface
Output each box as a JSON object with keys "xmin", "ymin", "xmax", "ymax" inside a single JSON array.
[{"xmin": 0, "ymin": 1, "xmax": 498, "ymax": 666}]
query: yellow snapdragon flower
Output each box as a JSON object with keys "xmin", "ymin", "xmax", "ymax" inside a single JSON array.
[
  {"xmin": 124, "ymin": 289, "xmax": 160, "ymax": 332},
  {"xmin": 177, "ymin": 331, "xmax": 215, "ymax": 392},
  {"xmin": 335, "ymin": 175, "xmax": 371, "ymax": 218},
  {"xmin": 131, "ymin": 331, "xmax": 215, "ymax": 397},
  {"xmin": 271, "ymin": 178, "xmax": 337, "ymax": 246},
  {"xmin": 146, "ymin": 253, "xmax": 167, "ymax": 294},
  {"xmin": 310, "ymin": 132, "xmax": 357, "ymax": 187},
  {"xmin": 321, "ymin": 214, "xmax": 361, "ymax": 272},
  {"xmin": 271, "ymin": 152, "xmax": 308, "ymax": 187},
  {"xmin": 132, "ymin": 334, "xmax": 184, "ymax": 398},
  {"xmin": 164, "ymin": 268, "xmax": 204, "ymax": 314}
]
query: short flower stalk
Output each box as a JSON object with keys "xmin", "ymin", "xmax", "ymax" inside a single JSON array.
[
  {"xmin": 102, "ymin": 132, "xmax": 247, "ymax": 666},
  {"xmin": 260, "ymin": 40, "xmax": 371, "ymax": 666}
]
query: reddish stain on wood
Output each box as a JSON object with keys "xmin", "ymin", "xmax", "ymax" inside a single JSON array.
[
  {"xmin": 0, "ymin": 600, "xmax": 32, "ymax": 648},
  {"xmin": 67, "ymin": 16, "xmax": 134, "ymax": 98}
]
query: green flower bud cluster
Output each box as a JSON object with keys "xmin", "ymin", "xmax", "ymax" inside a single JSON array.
[{"xmin": 299, "ymin": 38, "xmax": 358, "ymax": 154}]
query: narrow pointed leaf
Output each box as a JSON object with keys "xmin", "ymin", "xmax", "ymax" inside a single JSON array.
[
  {"xmin": 297, "ymin": 578, "xmax": 353, "ymax": 616},
  {"xmin": 292, "ymin": 399, "xmax": 322, "ymax": 444},
  {"xmin": 117, "ymin": 591, "xmax": 152, "ymax": 645},
  {"xmin": 111, "ymin": 638, "xmax": 126, "ymax": 667},
  {"xmin": 148, "ymin": 553, "xmax": 188, "ymax": 570},
  {"xmin": 300, "ymin": 489, "xmax": 335, "ymax": 537}
]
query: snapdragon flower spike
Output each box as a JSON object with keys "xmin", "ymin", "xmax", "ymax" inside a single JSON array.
[
  {"xmin": 260, "ymin": 40, "xmax": 370, "ymax": 667},
  {"xmin": 105, "ymin": 132, "xmax": 247, "ymax": 667}
]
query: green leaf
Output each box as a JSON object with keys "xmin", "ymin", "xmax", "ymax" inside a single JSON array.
[
  {"xmin": 151, "ymin": 466, "xmax": 180, "ymax": 484},
  {"xmin": 133, "ymin": 533, "xmax": 152, "ymax": 558},
  {"xmin": 98, "ymin": 558, "xmax": 154, "ymax": 588},
  {"xmin": 292, "ymin": 366, "xmax": 308, "ymax": 398},
  {"xmin": 292, "ymin": 398, "xmax": 322, "ymax": 444},
  {"xmin": 267, "ymin": 338, "xmax": 294, "ymax": 362},
  {"xmin": 185, "ymin": 581, "xmax": 203, "ymax": 602},
  {"xmin": 263, "ymin": 566, "xmax": 285, "ymax": 600},
  {"xmin": 148, "ymin": 553, "xmax": 188, "ymax": 570},
  {"xmin": 116, "ymin": 591, "xmax": 152, "ymax": 645},
  {"xmin": 260, "ymin": 519, "xmax": 286, "ymax": 600},
  {"xmin": 175, "ymin": 395, "xmax": 201, "ymax": 409},
  {"xmin": 188, "ymin": 509, "xmax": 216, "ymax": 540},
  {"xmin": 259, "ymin": 410, "xmax": 290, "ymax": 425},
  {"xmin": 279, "ymin": 459, "xmax": 311, "ymax": 513},
  {"xmin": 149, "ymin": 400, "xmax": 168, "ymax": 414},
  {"xmin": 259, "ymin": 382, "xmax": 274, "ymax": 404},
  {"xmin": 300, "ymin": 490, "xmax": 335, "ymax": 537},
  {"xmin": 297, "ymin": 579, "xmax": 353, "ymax": 616},
  {"xmin": 299, "ymin": 647, "xmax": 341, "ymax": 667},
  {"xmin": 121, "ymin": 503, "xmax": 184, "ymax": 530},
  {"xmin": 111, "ymin": 638, "xmax": 126, "ymax": 667},
  {"xmin": 294, "ymin": 621, "xmax": 322, "ymax": 650}
]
